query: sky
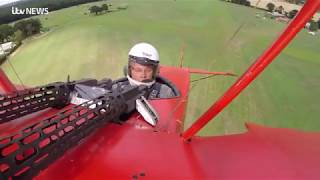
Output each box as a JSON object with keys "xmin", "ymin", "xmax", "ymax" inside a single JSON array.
[{"xmin": 0, "ymin": 0, "xmax": 22, "ymax": 6}]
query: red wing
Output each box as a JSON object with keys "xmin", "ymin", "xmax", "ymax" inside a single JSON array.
[{"xmin": 35, "ymin": 122, "xmax": 320, "ymax": 179}]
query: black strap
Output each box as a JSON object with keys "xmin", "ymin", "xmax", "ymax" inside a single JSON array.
[
  {"xmin": 112, "ymin": 78, "xmax": 162, "ymax": 99},
  {"xmin": 147, "ymin": 82, "xmax": 161, "ymax": 99}
]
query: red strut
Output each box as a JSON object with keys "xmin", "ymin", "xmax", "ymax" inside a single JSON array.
[
  {"xmin": 0, "ymin": 68, "xmax": 16, "ymax": 93},
  {"xmin": 182, "ymin": 0, "xmax": 320, "ymax": 140}
]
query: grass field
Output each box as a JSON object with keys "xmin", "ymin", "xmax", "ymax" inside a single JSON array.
[{"xmin": 1, "ymin": 0, "xmax": 320, "ymax": 136}]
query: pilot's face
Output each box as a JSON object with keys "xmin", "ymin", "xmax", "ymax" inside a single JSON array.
[{"xmin": 130, "ymin": 62, "xmax": 153, "ymax": 82}]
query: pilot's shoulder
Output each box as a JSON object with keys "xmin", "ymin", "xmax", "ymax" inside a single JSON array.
[
  {"xmin": 158, "ymin": 83, "xmax": 175, "ymax": 98},
  {"xmin": 112, "ymin": 78, "xmax": 129, "ymax": 90}
]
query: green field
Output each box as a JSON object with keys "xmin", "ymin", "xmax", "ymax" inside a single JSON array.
[{"xmin": 1, "ymin": 0, "xmax": 320, "ymax": 136}]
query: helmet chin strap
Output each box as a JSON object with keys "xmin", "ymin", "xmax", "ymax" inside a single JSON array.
[{"xmin": 127, "ymin": 75, "xmax": 155, "ymax": 88}]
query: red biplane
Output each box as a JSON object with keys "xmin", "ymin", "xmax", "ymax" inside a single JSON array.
[{"xmin": 1, "ymin": 0, "xmax": 320, "ymax": 179}]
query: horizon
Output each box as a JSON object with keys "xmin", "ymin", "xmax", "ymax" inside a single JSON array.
[{"xmin": 0, "ymin": 0, "xmax": 22, "ymax": 7}]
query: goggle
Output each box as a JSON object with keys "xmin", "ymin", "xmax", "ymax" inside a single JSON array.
[{"xmin": 129, "ymin": 55, "xmax": 159, "ymax": 66}]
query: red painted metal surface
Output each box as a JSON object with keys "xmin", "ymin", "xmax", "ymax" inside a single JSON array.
[
  {"xmin": 0, "ymin": 68, "xmax": 16, "ymax": 93},
  {"xmin": 182, "ymin": 0, "xmax": 320, "ymax": 140},
  {"xmin": 34, "ymin": 122, "xmax": 320, "ymax": 179}
]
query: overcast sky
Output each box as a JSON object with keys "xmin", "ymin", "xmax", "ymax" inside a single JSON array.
[{"xmin": 0, "ymin": 0, "xmax": 22, "ymax": 6}]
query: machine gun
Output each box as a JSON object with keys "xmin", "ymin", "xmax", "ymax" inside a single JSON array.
[
  {"xmin": 0, "ymin": 79, "xmax": 102, "ymax": 124},
  {"xmin": 0, "ymin": 79, "xmax": 148, "ymax": 180}
]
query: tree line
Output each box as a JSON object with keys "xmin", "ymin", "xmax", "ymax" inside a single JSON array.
[
  {"xmin": 230, "ymin": 0, "xmax": 251, "ymax": 6},
  {"xmin": 0, "ymin": 0, "xmax": 104, "ymax": 24},
  {"xmin": 284, "ymin": 0, "xmax": 305, "ymax": 5},
  {"xmin": 0, "ymin": 18, "xmax": 42, "ymax": 63},
  {"xmin": 222, "ymin": 0, "xmax": 319, "ymax": 32},
  {"xmin": 266, "ymin": 3, "xmax": 298, "ymax": 18},
  {"xmin": 0, "ymin": 18, "xmax": 42, "ymax": 44},
  {"xmin": 266, "ymin": 2, "xmax": 320, "ymax": 32},
  {"xmin": 221, "ymin": 0, "xmax": 251, "ymax": 7},
  {"xmin": 89, "ymin": 4, "xmax": 110, "ymax": 15}
]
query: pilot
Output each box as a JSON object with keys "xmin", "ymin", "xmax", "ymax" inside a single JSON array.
[{"xmin": 112, "ymin": 42, "xmax": 175, "ymax": 99}]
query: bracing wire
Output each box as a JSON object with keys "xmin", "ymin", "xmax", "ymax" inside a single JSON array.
[
  {"xmin": 6, "ymin": 58, "xmax": 26, "ymax": 90},
  {"xmin": 191, "ymin": 74, "xmax": 217, "ymax": 83}
]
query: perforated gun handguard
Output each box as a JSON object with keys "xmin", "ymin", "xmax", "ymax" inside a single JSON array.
[{"xmin": 0, "ymin": 83, "xmax": 147, "ymax": 179}]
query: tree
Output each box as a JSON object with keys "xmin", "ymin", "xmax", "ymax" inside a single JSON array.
[
  {"xmin": 13, "ymin": 30, "xmax": 24, "ymax": 45},
  {"xmin": 0, "ymin": 24, "xmax": 14, "ymax": 43},
  {"xmin": 14, "ymin": 20, "xmax": 28, "ymax": 36},
  {"xmin": 276, "ymin": 6, "xmax": 284, "ymax": 14},
  {"xmin": 25, "ymin": 23, "xmax": 34, "ymax": 36},
  {"xmin": 101, "ymin": 4, "xmax": 109, "ymax": 12},
  {"xmin": 30, "ymin": 19, "xmax": 42, "ymax": 34},
  {"xmin": 287, "ymin": 9, "xmax": 298, "ymax": 19},
  {"xmin": 13, "ymin": 19, "xmax": 42, "ymax": 37},
  {"xmin": 309, "ymin": 20, "xmax": 318, "ymax": 32},
  {"xmin": 239, "ymin": 0, "xmax": 246, "ymax": 5},
  {"xmin": 231, "ymin": 0, "xmax": 241, "ymax": 4},
  {"xmin": 244, "ymin": 0, "xmax": 251, "ymax": 6},
  {"xmin": 266, "ymin": 3, "xmax": 275, "ymax": 12},
  {"xmin": 97, "ymin": 6, "xmax": 103, "ymax": 14},
  {"xmin": 89, "ymin": 5, "xmax": 103, "ymax": 15},
  {"xmin": 89, "ymin": 5, "xmax": 99, "ymax": 15}
]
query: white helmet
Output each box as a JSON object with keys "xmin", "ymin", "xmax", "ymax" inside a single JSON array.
[
  {"xmin": 128, "ymin": 43, "xmax": 159, "ymax": 63},
  {"xmin": 127, "ymin": 43, "xmax": 160, "ymax": 86}
]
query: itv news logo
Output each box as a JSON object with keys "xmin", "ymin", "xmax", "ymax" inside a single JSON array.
[{"xmin": 11, "ymin": 7, "xmax": 49, "ymax": 15}]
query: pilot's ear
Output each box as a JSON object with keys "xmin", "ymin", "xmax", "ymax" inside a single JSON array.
[{"xmin": 123, "ymin": 65, "xmax": 128, "ymax": 76}]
